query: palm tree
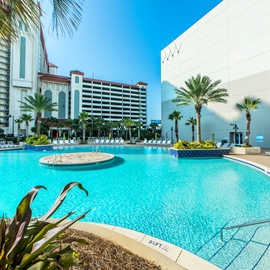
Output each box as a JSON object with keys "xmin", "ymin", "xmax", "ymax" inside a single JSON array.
[
  {"xmin": 0, "ymin": 0, "xmax": 84, "ymax": 45},
  {"xmin": 64, "ymin": 119, "xmax": 73, "ymax": 138},
  {"xmin": 236, "ymin": 97, "xmax": 261, "ymax": 146},
  {"xmin": 78, "ymin": 111, "xmax": 89, "ymax": 143},
  {"xmin": 185, "ymin": 117, "xmax": 197, "ymax": 142},
  {"xmin": 20, "ymin": 113, "xmax": 33, "ymax": 138},
  {"xmin": 45, "ymin": 117, "xmax": 58, "ymax": 139},
  {"xmin": 168, "ymin": 110, "xmax": 183, "ymax": 142},
  {"xmin": 122, "ymin": 118, "xmax": 135, "ymax": 143},
  {"xmin": 14, "ymin": 118, "xmax": 23, "ymax": 144},
  {"xmin": 18, "ymin": 93, "xmax": 58, "ymax": 136},
  {"xmin": 173, "ymin": 74, "xmax": 228, "ymax": 142},
  {"xmin": 72, "ymin": 119, "xmax": 80, "ymax": 139},
  {"xmin": 134, "ymin": 121, "xmax": 143, "ymax": 141},
  {"xmin": 95, "ymin": 117, "xmax": 105, "ymax": 138}
]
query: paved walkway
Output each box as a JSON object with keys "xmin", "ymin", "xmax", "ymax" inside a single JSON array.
[{"xmin": 227, "ymin": 148, "xmax": 270, "ymax": 169}]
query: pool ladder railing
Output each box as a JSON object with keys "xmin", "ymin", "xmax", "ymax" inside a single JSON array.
[
  {"xmin": 220, "ymin": 218, "xmax": 270, "ymax": 242},
  {"xmin": 48, "ymin": 154, "xmax": 62, "ymax": 166},
  {"xmin": 92, "ymin": 146, "xmax": 100, "ymax": 152}
]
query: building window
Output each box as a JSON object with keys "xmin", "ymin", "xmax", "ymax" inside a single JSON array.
[
  {"xmin": 75, "ymin": 76, "xmax": 79, "ymax": 83},
  {"xmin": 74, "ymin": 90, "xmax": 80, "ymax": 118},
  {"xmin": 58, "ymin": 92, "xmax": 66, "ymax": 119},
  {"xmin": 44, "ymin": 90, "xmax": 52, "ymax": 118},
  {"xmin": 19, "ymin": 37, "xmax": 26, "ymax": 78}
]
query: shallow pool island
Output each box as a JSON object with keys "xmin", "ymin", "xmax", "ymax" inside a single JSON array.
[{"xmin": 169, "ymin": 148, "xmax": 230, "ymax": 158}]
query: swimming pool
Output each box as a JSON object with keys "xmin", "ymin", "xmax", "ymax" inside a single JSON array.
[{"xmin": 1, "ymin": 146, "xmax": 270, "ymax": 269}]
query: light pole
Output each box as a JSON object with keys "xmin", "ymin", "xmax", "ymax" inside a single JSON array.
[
  {"xmin": 9, "ymin": 114, "xmax": 14, "ymax": 135},
  {"xmin": 170, "ymin": 126, "xmax": 173, "ymax": 143}
]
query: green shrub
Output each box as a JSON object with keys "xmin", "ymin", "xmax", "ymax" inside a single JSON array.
[
  {"xmin": 0, "ymin": 182, "xmax": 89, "ymax": 269},
  {"xmin": 26, "ymin": 135, "xmax": 51, "ymax": 145},
  {"xmin": 173, "ymin": 140, "xmax": 216, "ymax": 149}
]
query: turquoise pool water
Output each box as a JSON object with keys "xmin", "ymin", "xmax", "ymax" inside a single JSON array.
[{"xmin": 1, "ymin": 146, "xmax": 270, "ymax": 268}]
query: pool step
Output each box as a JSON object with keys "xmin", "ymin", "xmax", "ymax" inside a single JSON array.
[{"xmin": 195, "ymin": 224, "xmax": 270, "ymax": 269}]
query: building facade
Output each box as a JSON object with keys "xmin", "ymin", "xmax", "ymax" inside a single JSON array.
[
  {"xmin": 38, "ymin": 70, "xmax": 147, "ymax": 126},
  {"xmin": 161, "ymin": 0, "xmax": 270, "ymax": 147},
  {"xmin": 1, "ymin": 7, "xmax": 147, "ymax": 135}
]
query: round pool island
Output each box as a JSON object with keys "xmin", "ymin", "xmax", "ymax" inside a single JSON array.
[{"xmin": 39, "ymin": 152, "xmax": 115, "ymax": 166}]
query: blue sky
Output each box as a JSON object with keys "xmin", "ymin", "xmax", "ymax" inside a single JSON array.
[{"xmin": 41, "ymin": 0, "xmax": 222, "ymax": 123}]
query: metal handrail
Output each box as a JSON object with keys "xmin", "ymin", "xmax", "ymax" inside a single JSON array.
[{"xmin": 220, "ymin": 219, "xmax": 270, "ymax": 242}]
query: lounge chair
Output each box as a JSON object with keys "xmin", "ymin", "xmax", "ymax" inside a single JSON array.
[
  {"xmin": 64, "ymin": 139, "xmax": 70, "ymax": 145},
  {"xmin": 70, "ymin": 139, "xmax": 75, "ymax": 145},
  {"xmin": 110, "ymin": 138, "xmax": 115, "ymax": 144},
  {"xmin": 222, "ymin": 143, "xmax": 229, "ymax": 148},
  {"xmin": 119, "ymin": 138, "xmax": 124, "ymax": 144},
  {"xmin": 115, "ymin": 138, "xmax": 120, "ymax": 144},
  {"xmin": 142, "ymin": 138, "xmax": 147, "ymax": 144},
  {"xmin": 0, "ymin": 141, "xmax": 7, "ymax": 148},
  {"xmin": 166, "ymin": 140, "xmax": 172, "ymax": 146},
  {"xmin": 59, "ymin": 140, "xmax": 64, "ymax": 145},
  {"xmin": 150, "ymin": 140, "xmax": 157, "ymax": 145},
  {"xmin": 7, "ymin": 141, "xmax": 15, "ymax": 147},
  {"xmin": 105, "ymin": 138, "xmax": 110, "ymax": 144},
  {"xmin": 94, "ymin": 139, "xmax": 100, "ymax": 144},
  {"xmin": 216, "ymin": 142, "xmax": 222, "ymax": 148}
]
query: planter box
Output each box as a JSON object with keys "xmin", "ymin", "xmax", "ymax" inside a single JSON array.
[
  {"xmin": 170, "ymin": 148, "xmax": 230, "ymax": 158},
  {"xmin": 230, "ymin": 146, "xmax": 261, "ymax": 155},
  {"xmin": 25, "ymin": 144, "xmax": 53, "ymax": 151}
]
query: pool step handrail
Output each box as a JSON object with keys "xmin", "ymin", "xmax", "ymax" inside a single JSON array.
[{"xmin": 220, "ymin": 218, "xmax": 270, "ymax": 242}]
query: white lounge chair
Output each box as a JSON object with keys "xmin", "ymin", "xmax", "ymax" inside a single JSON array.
[
  {"xmin": 70, "ymin": 139, "xmax": 75, "ymax": 145},
  {"xmin": 166, "ymin": 140, "xmax": 172, "ymax": 145},
  {"xmin": 94, "ymin": 139, "xmax": 100, "ymax": 144},
  {"xmin": 64, "ymin": 139, "xmax": 70, "ymax": 145},
  {"xmin": 59, "ymin": 140, "xmax": 64, "ymax": 145},
  {"xmin": 7, "ymin": 141, "xmax": 16, "ymax": 147},
  {"xmin": 142, "ymin": 139, "xmax": 147, "ymax": 145},
  {"xmin": 110, "ymin": 138, "xmax": 115, "ymax": 144},
  {"xmin": 0, "ymin": 141, "xmax": 7, "ymax": 148},
  {"xmin": 105, "ymin": 138, "xmax": 110, "ymax": 144},
  {"xmin": 119, "ymin": 138, "xmax": 124, "ymax": 144},
  {"xmin": 216, "ymin": 142, "xmax": 222, "ymax": 148},
  {"xmin": 115, "ymin": 139, "xmax": 119, "ymax": 144}
]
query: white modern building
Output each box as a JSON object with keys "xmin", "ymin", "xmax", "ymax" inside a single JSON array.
[
  {"xmin": 0, "ymin": 7, "xmax": 147, "ymax": 136},
  {"xmin": 161, "ymin": 0, "xmax": 270, "ymax": 147}
]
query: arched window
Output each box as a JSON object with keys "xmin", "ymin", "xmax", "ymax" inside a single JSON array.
[
  {"xmin": 44, "ymin": 90, "xmax": 52, "ymax": 118},
  {"xmin": 19, "ymin": 37, "xmax": 26, "ymax": 78},
  {"xmin": 74, "ymin": 90, "xmax": 80, "ymax": 118},
  {"xmin": 75, "ymin": 76, "xmax": 79, "ymax": 83},
  {"xmin": 58, "ymin": 92, "xmax": 66, "ymax": 119}
]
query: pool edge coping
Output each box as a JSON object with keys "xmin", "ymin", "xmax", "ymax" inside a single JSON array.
[
  {"xmin": 223, "ymin": 155, "xmax": 270, "ymax": 176},
  {"xmin": 68, "ymin": 221, "xmax": 221, "ymax": 270}
]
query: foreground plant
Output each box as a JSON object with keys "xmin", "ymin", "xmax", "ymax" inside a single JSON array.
[
  {"xmin": 0, "ymin": 182, "xmax": 90, "ymax": 270},
  {"xmin": 26, "ymin": 135, "xmax": 51, "ymax": 145},
  {"xmin": 173, "ymin": 140, "xmax": 216, "ymax": 149}
]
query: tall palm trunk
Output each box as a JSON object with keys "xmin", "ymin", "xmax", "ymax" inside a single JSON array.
[
  {"xmin": 174, "ymin": 119, "xmax": 179, "ymax": 141},
  {"xmin": 195, "ymin": 105, "xmax": 202, "ymax": 142},
  {"xmin": 37, "ymin": 113, "xmax": 42, "ymax": 136},
  {"xmin": 83, "ymin": 124, "xmax": 86, "ymax": 142},
  {"xmin": 26, "ymin": 122, "xmax": 29, "ymax": 137},
  {"xmin": 245, "ymin": 112, "xmax": 251, "ymax": 146},
  {"xmin": 192, "ymin": 125, "xmax": 195, "ymax": 142}
]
